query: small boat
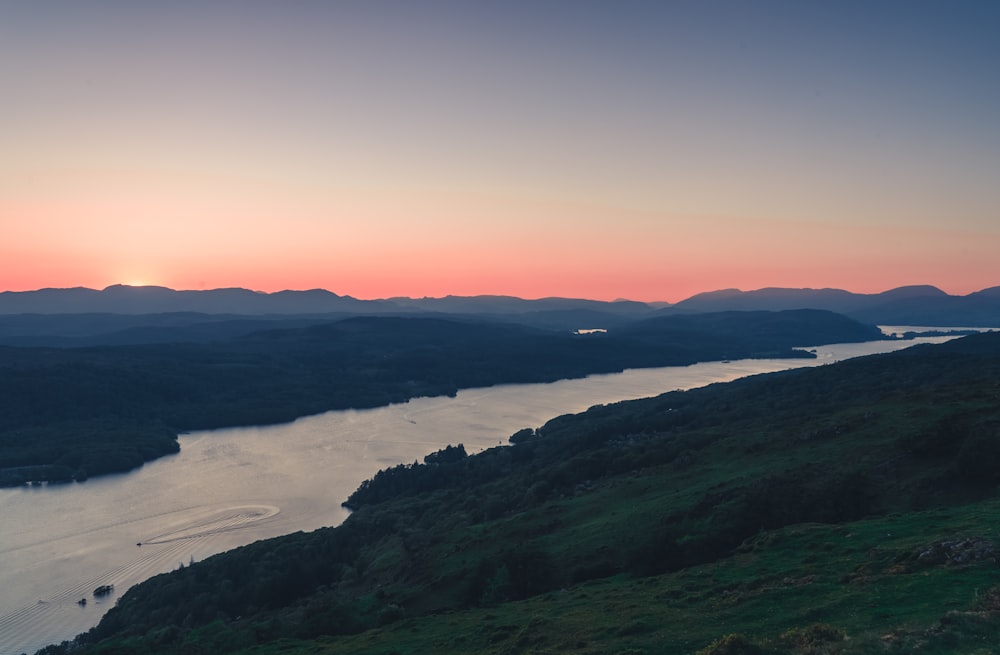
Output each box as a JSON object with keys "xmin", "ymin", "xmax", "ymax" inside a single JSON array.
[{"xmin": 93, "ymin": 584, "xmax": 114, "ymax": 597}]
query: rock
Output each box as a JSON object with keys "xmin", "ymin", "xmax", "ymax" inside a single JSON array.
[{"xmin": 916, "ymin": 537, "xmax": 995, "ymax": 566}]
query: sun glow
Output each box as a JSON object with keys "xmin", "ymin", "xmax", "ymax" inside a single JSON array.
[{"xmin": 120, "ymin": 277, "xmax": 154, "ymax": 289}]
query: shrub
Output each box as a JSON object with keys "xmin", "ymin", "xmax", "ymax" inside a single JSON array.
[{"xmin": 778, "ymin": 623, "xmax": 846, "ymax": 653}]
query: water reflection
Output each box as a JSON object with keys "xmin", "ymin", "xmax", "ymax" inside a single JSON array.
[{"xmin": 0, "ymin": 335, "xmax": 959, "ymax": 653}]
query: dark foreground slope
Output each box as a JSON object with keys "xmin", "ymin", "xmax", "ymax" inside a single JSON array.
[
  {"xmin": 0, "ymin": 310, "xmax": 878, "ymax": 486},
  {"xmin": 47, "ymin": 332, "xmax": 1000, "ymax": 655}
]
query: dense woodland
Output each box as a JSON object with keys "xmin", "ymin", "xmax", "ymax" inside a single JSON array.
[
  {"xmin": 0, "ymin": 309, "xmax": 881, "ymax": 486},
  {"xmin": 35, "ymin": 331, "xmax": 1000, "ymax": 655}
]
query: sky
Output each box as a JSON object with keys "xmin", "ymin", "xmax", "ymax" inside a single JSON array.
[{"xmin": 2, "ymin": 1, "xmax": 999, "ymax": 302}]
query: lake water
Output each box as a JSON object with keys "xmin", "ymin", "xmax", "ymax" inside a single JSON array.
[{"xmin": 0, "ymin": 333, "xmax": 960, "ymax": 654}]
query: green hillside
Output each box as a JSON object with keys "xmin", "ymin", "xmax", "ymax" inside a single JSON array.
[{"xmin": 39, "ymin": 333, "xmax": 1000, "ymax": 655}]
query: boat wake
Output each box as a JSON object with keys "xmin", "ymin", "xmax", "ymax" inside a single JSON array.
[
  {"xmin": 0, "ymin": 503, "xmax": 282, "ymax": 655},
  {"xmin": 140, "ymin": 505, "xmax": 280, "ymax": 545}
]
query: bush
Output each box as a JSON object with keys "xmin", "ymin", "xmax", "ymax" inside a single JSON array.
[{"xmin": 778, "ymin": 624, "xmax": 846, "ymax": 653}]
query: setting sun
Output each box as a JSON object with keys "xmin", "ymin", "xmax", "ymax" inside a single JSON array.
[{"xmin": 2, "ymin": 2, "xmax": 997, "ymax": 300}]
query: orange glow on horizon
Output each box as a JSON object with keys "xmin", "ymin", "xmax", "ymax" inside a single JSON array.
[
  {"xmin": 2, "ymin": 207, "xmax": 998, "ymax": 304},
  {"xmin": 3, "ymin": 5, "xmax": 998, "ymax": 305}
]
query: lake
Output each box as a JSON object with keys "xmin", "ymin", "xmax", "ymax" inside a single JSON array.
[{"xmin": 0, "ymin": 333, "xmax": 961, "ymax": 654}]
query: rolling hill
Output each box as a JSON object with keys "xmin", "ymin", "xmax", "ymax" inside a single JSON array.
[
  {"xmin": 40, "ymin": 331, "xmax": 1000, "ymax": 655},
  {"xmin": 1, "ymin": 310, "xmax": 880, "ymax": 487}
]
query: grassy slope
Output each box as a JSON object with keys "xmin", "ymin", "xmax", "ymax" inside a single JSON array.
[
  {"xmin": 52, "ymin": 333, "xmax": 1000, "ymax": 655},
  {"xmin": 245, "ymin": 500, "xmax": 1000, "ymax": 655}
]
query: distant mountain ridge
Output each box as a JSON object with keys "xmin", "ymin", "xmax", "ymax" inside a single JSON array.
[
  {"xmin": 1, "ymin": 283, "xmax": 999, "ymax": 326},
  {"xmin": 0, "ymin": 285, "xmax": 653, "ymax": 318},
  {"xmin": 667, "ymin": 285, "xmax": 1000, "ymax": 326},
  {"xmin": 0, "ymin": 285, "xmax": 383, "ymax": 315}
]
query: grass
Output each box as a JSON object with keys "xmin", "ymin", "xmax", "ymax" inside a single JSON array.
[
  {"xmin": 214, "ymin": 497, "xmax": 1000, "ymax": 655},
  {"xmin": 63, "ymin": 338, "xmax": 1000, "ymax": 655}
]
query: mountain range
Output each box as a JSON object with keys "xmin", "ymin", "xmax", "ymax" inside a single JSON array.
[
  {"xmin": 2, "ymin": 284, "xmax": 1000, "ymax": 328},
  {"xmin": 669, "ymin": 284, "xmax": 1000, "ymax": 326}
]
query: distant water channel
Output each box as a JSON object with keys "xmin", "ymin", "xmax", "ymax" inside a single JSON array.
[{"xmin": 0, "ymin": 331, "xmax": 968, "ymax": 654}]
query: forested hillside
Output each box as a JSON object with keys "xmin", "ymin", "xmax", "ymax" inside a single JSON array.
[
  {"xmin": 0, "ymin": 310, "xmax": 880, "ymax": 486},
  {"xmin": 42, "ymin": 332, "xmax": 1000, "ymax": 655}
]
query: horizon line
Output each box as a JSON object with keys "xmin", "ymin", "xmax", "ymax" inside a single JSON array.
[{"xmin": 1, "ymin": 281, "xmax": 998, "ymax": 305}]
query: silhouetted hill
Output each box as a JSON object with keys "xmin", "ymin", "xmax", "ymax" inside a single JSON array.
[
  {"xmin": 621, "ymin": 309, "xmax": 883, "ymax": 351},
  {"xmin": 0, "ymin": 286, "xmax": 657, "ymax": 318},
  {"xmin": 673, "ymin": 286, "xmax": 862, "ymax": 313},
  {"xmin": 0, "ymin": 313, "xmax": 353, "ymax": 347},
  {"xmin": 0, "ymin": 287, "xmax": 667, "ymax": 345},
  {"xmin": 670, "ymin": 285, "xmax": 1000, "ymax": 326},
  {"xmin": 5, "ymin": 284, "xmax": 999, "ymax": 328},
  {"xmin": 875, "ymin": 284, "xmax": 950, "ymax": 299},
  {"xmin": 52, "ymin": 332, "xmax": 1000, "ymax": 655},
  {"xmin": 4, "ymin": 285, "xmax": 997, "ymax": 347},
  {"xmin": 850, "ymin": 293, "xmax": 1000, "ymax": 326},
  {"xmin": 0, "ymin": 311, "xmax": 879, "ymax": 486},
  {"xmin": 0, "ymin": 287, "xmax": 663, "ymax": 337},
  {"xmin": 386, "ymin": 294, "xmax": 653, "ymax": 316},
  {"xmin": 0, "ymin": 285, "xmax": 386, "ymax": 315},
  {"xmin": 970, "ymin": 286, "xmax": 1000, "ymax": 298},
  {"xmin": 0, "ymin": 309, "xmax": 656, "ymax": 348}
]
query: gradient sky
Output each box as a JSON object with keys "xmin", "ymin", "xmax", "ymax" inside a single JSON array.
[{"xmin": 2, "ymin": 1, "xmax": 998, "ymax": 301}]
